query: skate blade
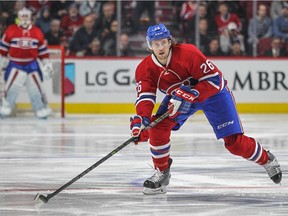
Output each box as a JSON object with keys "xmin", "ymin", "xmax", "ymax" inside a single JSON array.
[{"xmin": 143, "ymin": 186, "xmax": 167, "ymax": 195}]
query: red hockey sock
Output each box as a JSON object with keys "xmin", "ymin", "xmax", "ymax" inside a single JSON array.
[
  {"xmin": 224, "ymin": 133, "xmax": 269, "ymax": 165},
  {"xmin": 149, "ymin": 117, "xmax": 176, "ymax": 171},
  {"xmin": 152, "ymin": 155, "xmax": 170, "ymax": 171}
]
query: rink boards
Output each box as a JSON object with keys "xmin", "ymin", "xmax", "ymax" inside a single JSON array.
[{"xmin": 16, "ymin": 57, "xmax": 288, "ymax": 114}]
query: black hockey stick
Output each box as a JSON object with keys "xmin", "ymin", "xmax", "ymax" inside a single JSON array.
[{"xmin": 34, "ymin": 110, "xmax": 171, "ymax": 204}]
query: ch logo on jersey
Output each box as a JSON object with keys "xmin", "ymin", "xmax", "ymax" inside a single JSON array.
[
  {"xmin": 158, "ymin": 68, "xmax": 181, "ymax": 95},
  {"xmin": 18, "ymin": 39, "xmax": 33, "ymax": 48},
  {"xmin": 159, "ymin": 68, "xmax": 198, "ymax": 96}
]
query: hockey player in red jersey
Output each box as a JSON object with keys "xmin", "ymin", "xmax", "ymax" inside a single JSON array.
[
  {"xmin": 129, "ymin": 23, "xmax": 282, "ymax": 195},
  {"xmin": 0, "ymin": 7, "xmax": 54, "ymax": 119}
]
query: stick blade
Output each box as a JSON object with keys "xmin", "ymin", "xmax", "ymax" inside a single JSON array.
[{"xmin": 34, "ymin": 193, "xmax": 49, "ymax": 203}]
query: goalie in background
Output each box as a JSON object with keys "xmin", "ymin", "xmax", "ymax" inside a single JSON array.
[
  {"xmin": 129, "ymin": 23, "xmax": 282, "ymax": 195},
  {"xmin": 0, "ymin": 7, "xmax": 54, "ymax": 119}
]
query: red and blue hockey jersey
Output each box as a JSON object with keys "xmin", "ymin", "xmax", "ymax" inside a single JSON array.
[
  {"xmin": 0, "ymin": 24, "xmax": 49, "ymax": 65},
  {"xmin": 134, "ymin": 43, "xmax": 226, "ymax": 118}
]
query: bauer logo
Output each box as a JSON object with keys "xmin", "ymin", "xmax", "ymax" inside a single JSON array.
[{"xmin": 217, "ymin": 120, "xmax": 234, "ymax": 129}]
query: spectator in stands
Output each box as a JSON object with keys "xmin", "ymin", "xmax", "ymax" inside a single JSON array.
[
  {"xmin": 60, "ymin": 36, "xmax": 71, "ymax": 56},
  {"xmin": 4, "ymin": 0, "xmax": 25, "ymax": 26},
  {"xmin": 45, "ymin": 19, "xmax": 64, "ymax": 45},
  {"xmin": 188, "ymin": 2, "xmax": 217, "ymax": 38},
  {"xmin": 35, "ymin": 7, "xmax": 52, "ymax": 34},
  {"xmin": 264, "ymin": 37, "xmax": 287, "ymax": 57},
  {"xmin": 0, "ymin": 18, "xmax": 5, "ymax": 38},
  {"xmin": 270, "ymin": 0, "xmax": 288, "ymax": 20},
  {"xmin": 120, "ymin": 1, "xmax": 134, "ymax": 34},
  {"xmin": 220, "ymin": 22, "xmax": 245, "ymax": 55},
  {"xmin": 227, "ymin": 40, "xmax": 246, "ymax": 56},
  {"xmin": 208, "ymin": 1, "xmax": 246, "ymax": 19},
  {"xmin": 50, "ymin": 0, "xmax": 73, "ymax": 19},
  {"xmin": 204, "ymin": 37, "xmax": 225, "ymax": 56},
  {"xmin": 27, "ymin": 0, "xmax": 50, "ymax": 12},
  {"xmin": 0, "ymin": 1, "xmax": 15, "ymax": 26},
  {"xmin": 132, "ymin": 1, "xmax": 155, "ymax": 34},
  {"xmin": 85, "ymin": 37, "xmax": 103, "ymax": 56},
  {"xmin": 273, "ymin": 5, "xmax": 288, "ymax": 41},
  {"xmin": 79, "ymin": 0, "xmax": 102, "ymax": 19},
  {"xmin": 247, "ymin": 3, "xmax": 273, "ymax": 52},
  {"xmin": 215, "ymin": 2, "xmax": 242, "ymax": 36},
  {"xmin": 180, "ymin": 0, "xmax": 198, "ymax": 41},
  {"xmin": 119, "ymin": 32, "xmax": 134, "ymax": 56},
  {"xmin": 70, "ymin": 15, "xmax": 100, "ymax": 56},
  {"xmin": 0, "ymin": 1, "xmax": 15, "ymax": 36},
  {"xmin": 188, "ymin": 18, "xmax": 212, "ymax": 53},
  {"xmin": 61, "ymin": 3, "xmax": 84, "ymax": 41},
  {"xmin": 180, "ymin": 0, "xmax": 197, "ymax": 21},
  {"xmin": 94, "ymin": 2, "xmax": 116, "ymax": 34},
  {"xmin": 101, "ymin": 20, "xmax": 118, "ymax": 56}
]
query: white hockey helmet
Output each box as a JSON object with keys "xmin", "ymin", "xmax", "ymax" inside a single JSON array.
[{"xmin": 18, "ymin": 7, "xmax": 32, "ymax": 28}]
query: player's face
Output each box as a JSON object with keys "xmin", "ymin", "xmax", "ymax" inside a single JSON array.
[
  {"xmin": 150, "ymin": 38, "xmax": 171, "ymax": 63},
  {"xmin": 19, "ymin": 14, "xmax": 31, "ymax": 28}
]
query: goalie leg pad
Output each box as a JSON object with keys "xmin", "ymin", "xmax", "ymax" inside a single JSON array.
[
  {"xmin": 0, "ymin": 99, "xmax": 12, "ymax": 117},
  {"xmin": 26, "ymin": 72, "xmax": 51, "ymax": 118},
  {"xmin": 0, "ymin": 68, "xmax": 27, "ymax": 116}
]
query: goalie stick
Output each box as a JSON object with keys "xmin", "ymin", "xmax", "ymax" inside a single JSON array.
[{"xmin": 34, "ymin": 110, "xmax": 171, "ymax": 204}]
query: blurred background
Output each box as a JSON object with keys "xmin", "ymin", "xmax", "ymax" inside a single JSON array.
[
  {"xmin": 1, "ymin": 0, "xmax": 288, "ymax": 57},
  {"xmin": 0, "ymin": 0, "xmax": 287, "ymax": 116}
]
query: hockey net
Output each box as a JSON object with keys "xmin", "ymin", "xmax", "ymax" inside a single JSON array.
[{"xmin": 0, "ymin": 45, "xmax": 65, "ymax": 118}]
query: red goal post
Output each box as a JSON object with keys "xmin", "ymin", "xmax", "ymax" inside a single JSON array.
[{"xmin": 47, "ymin": 45, "xmax": 65, "ymax": 118}]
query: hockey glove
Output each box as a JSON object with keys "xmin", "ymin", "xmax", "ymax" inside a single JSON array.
[
  {"xmin": 130, "ymin": 115, "xmax": 150, "ymax": 144},
  {"xmin": 168, "ymin": 85, "xmax": 199, "ymax": 119},
  {"xmin": 41, "ymin": 59, "xmax": 55, "ymax": 80}
]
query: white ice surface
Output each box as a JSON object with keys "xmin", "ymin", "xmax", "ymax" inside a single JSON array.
[{"xmin": 0, "ymin": 114, "xmax": 287, "ymax": 216}]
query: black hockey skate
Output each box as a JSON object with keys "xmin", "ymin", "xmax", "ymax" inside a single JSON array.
[
  {"xmin": 263, "ymin": 151, "xmax": 282, "ymax": 184},
  {"xmin": 143, "ymin": 158, "xmax": 173, "ymax": 195}
]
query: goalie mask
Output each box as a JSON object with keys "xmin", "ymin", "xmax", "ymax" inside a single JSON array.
[{"xmin": 18, "ymin": 7, "xmax": 32, "ymax": 29}]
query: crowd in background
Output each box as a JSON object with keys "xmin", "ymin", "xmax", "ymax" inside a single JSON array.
[
  {"xmin": 0, "ymin": 0, "xmax": 288, "ymax": 57},
  {"xmin": 178, "ymin": 0, "xmax": 288, "ymax": 57}
]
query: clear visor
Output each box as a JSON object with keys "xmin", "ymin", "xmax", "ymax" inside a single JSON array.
[
  {"xmin": 146, "ymin": 37, "xmax": 171, "ymax": 50},
  {"xmin": 146, "ymin": 36, "xmax": 153, "ymax": 50}
]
